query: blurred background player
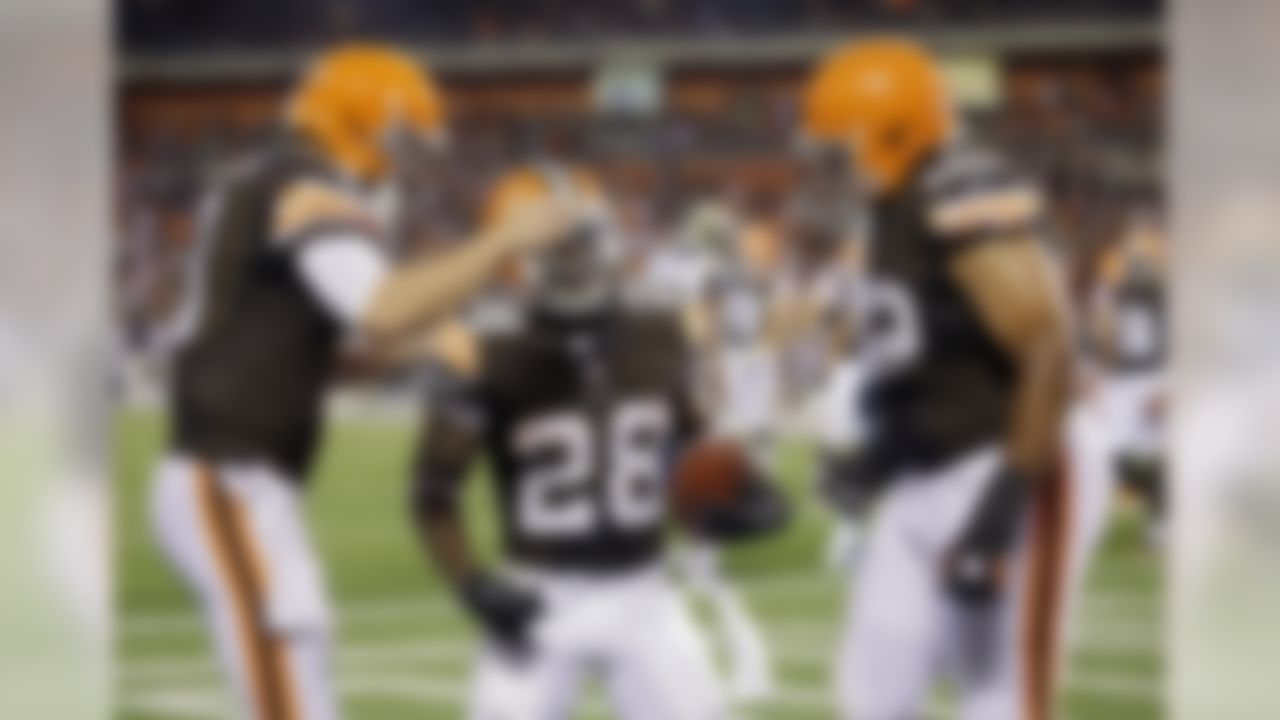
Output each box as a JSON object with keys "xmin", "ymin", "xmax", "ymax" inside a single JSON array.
[
  {"xmin": 149, "ymin": 46, "xmax": 578, "ymax": 720},
  {"xmin": 1089, "ymin": 208, "xmax": 1169, "ymax": 547},
  {"xmin": 672, "ymin": 198, "xmax": 782, "ymax": 702},
  {"xmin": 411, "ymin": 165, "xmax": 789, "ymax": 720},
  {"xmin": 801, "ymin": 40, "xmax": 1076, "ymax": 720},
  {"xmin": 775, "ymin": 187, "xmax": 875, "ymax": 570}
]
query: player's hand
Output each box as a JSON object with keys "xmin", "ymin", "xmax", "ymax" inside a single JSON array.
[
  {"xmin": 490, "ymin": 195, "xmax": 583, "ymax": 254},
  {"xmin": 694, "ymin": 475, "xmax": 791, "ymax": 542},
  {"xmin": 460, "ymin": 573, "xmax": 543, "ymax": 658},
  {"xmin": 941, "ymin": 466, "xmax": 1028, "ymax": 606}
]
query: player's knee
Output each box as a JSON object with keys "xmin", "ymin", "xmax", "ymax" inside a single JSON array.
[
  {"xmin": 264, "ymin": 566, "xmax": 334, "ymax": 638},
  {"xmin": 836, "ymin": 631, "xmax": 931, "ymax": 720}
]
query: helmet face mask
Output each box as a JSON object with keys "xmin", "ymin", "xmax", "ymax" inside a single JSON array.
[
  {"xmin": 527, "ymin": 218, "xmax": 621, "ymax": 316},
  {"xmin": 288, "ymin": 44, "xmax": 445, "ymax": 182},
  {"xmin": 483, "ymin": 164, "xmax": 619, "ymax": 317},
  {"xmin": 381, "ymin": 123, "xmax": 448, "ymax": 181},
  {"xmin": 802, "ymin": 38, "xmax": 955, "ymax": 197}
]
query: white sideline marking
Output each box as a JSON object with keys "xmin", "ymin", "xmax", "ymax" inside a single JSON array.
[
  {"xmin": 121, "ymin": 631, "xmax": 1159, "ymax": 703},
  {"xmin": 121, "ymin": 575, "xmax": 1157, "ymax": 637},
  {"xmin": 121, "ymin": 664, "xmax": 1156, "ymax": 720},
  {"xmin": 121, "ymin": 639, "xmax": 475, "ymax": 685},
  {"xmin": 121, "ymin": 673, "xmax": 467, "ymax": 720},
  {"xmin": 122, "ymin": 596, "xmax": 464, "ymax": 637},
  {"xmin": 120, "ymin": 689, "xmax": 229, "ymax": 719},
  {"xmin": 768, "ymin": 617, "xmax": 1157, "ymax": 656}
]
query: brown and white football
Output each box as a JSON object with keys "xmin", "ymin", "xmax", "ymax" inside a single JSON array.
[{"xmin": 671, "ymin": 439, "xmax": 750, "ymax": 519}]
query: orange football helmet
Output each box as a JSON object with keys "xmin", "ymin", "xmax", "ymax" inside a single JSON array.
[
  {"xmin": 482, "ymin": 165, "xmax": 602, "ymax": 228},
  {"xmin": 802, "ymin": 38, "xmax": 955, "ymax": 195},
  {"xmin": 483, "ymin": 165, "xmax": 615, "ymax": 313},
  {"xmin": 287, "ymin": 44, "xmax": 445, "ymax": 180}
]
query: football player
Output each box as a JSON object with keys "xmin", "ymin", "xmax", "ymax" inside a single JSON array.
[
  {"xmin": 150, "ymin": 46, "xmax": 579, "ymax": 720},
  {"xmin": 800, "ymin": 40, "xmax": 1076, "ymax": 720},
  {"xmin": 776, "ymin": 192, "xmax": 875, "ymax": 570},
  {"xmin": 675, "ymin": 202, "xmax": 782, "ymax": 703},
  {"xmin": 1090, "ymin": 210, "xmax": 1168, "ymax": 546},
  {"xmin": 411, "ymin": 165, "xmax": 788, "ymax": 720}
]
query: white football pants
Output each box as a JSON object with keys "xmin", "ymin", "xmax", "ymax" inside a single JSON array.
[
  {"xmin": 469, "ymin": 566, "xmax": 726, "ymax": 720},
  {"xmin": 836, "ymin": 408, "xmax": 1111, "ymax": 720},
  {"xmin": 150, "ymin": 456, "xmax": 338, "ymax": 720}
]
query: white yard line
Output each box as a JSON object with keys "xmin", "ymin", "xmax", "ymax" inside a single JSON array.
[
  {"xmin": 121, "ymin": 574, "xmax": 1158, "ymax": 637},
  {"xmin": 119, "ymin": 572, "xmax": 1161, "ymax": 716},
  {"xmin": 121, "ymin": 639, "xmax": 476, "ymax": 685},
  {"xmin": 121, "ymin": 664, "xmax": 1157, "ymax": 720},
  {"xmin": 120, "ymin": 673, "xmax": 466, "ymax": 720},
  {"xmin": 119, "ymin": 688, "xmax": 230, "ymax": 719},
  {"xmin": 767, "ymin": 618, "xmax": 1157, "ymax": 656},
  {"xmin": 122, "ymin": 596, "xmax": 464, "ymax": 637},
  {"xmin": 121, "ymin": 631, "xmax": 1159, "ymax": 708}
]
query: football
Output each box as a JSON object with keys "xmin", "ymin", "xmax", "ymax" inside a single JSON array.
[{"xmin": 671, "ymin": 439, "xmax": 751, "ymax": 519}]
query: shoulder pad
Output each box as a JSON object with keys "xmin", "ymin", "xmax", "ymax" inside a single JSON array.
[
  {"xmin": 922, "ymin": 145, "xmax": 1043, "ymax": 240},
  {"xmin": 271, "ymin": 179, "xmax": 379, "ymax": 245}
]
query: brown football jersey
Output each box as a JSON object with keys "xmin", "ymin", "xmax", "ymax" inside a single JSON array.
[
  {"xmin": 860, "ymin": 143, "xmax": 1048, "ymax": 470},
  {"xmin": 170, "ymin": 137, "xmax": 380, "ymax": 479},
  {"xmin": 418, "ymin": 302, "xmax": 697, "ymax": 573}
]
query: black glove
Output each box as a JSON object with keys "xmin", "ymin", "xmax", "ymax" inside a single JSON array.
[
  {"xmin": 460, "ymin": 573, "xmax": 543, "ymax": 658},
  {"xmin": 821, "ymin": 444, "xmax": 896, "ymax": 518},
  {"xmin": 693, "ymin": 475, "xmax": 791, "ymax": 542},
  {"xmin": 942, "ymin": 466, "xmax": 1030, "ymax": 606}
]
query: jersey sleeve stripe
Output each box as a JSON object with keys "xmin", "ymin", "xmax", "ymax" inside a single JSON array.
[
  {"xmin": 276, "ymin": 218, "xmax": 382, "ymax": 250},
  {"xmin": 927, "ymin": 185, "xmax": 1043, "ymax": 238}
]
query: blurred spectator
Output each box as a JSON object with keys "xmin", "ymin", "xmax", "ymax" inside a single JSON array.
[{"xmin": 121, "ymin": 0, "xmax": 1161, "ymax": 50}]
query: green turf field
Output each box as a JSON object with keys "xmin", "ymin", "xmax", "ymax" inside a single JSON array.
[{"xmin": 115, "ymin": 408, "xmax": 1162, "ymax": 719}]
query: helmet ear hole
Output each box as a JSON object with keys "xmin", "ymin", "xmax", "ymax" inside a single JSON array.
[
  {"xmin": 288, "ymin": 44, "xmax": 445, "ymax": 180},
  {"xmin": 801, "ymin": 39, "xmax": 954, "ymax": 193},
  {"xmin": 880, "ymin": 121, "xmax": 911, "ymax": 153}
]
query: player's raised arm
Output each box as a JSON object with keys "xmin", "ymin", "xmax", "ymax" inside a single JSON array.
[
  {"xmin": 272, "ymin": 47, "xmax": 582, "ymax": 347},
  {"xmin": 409, "ymin": 326, "xmax": 541, "ymax": 657},
  {"xmin": 275, "ymin": 178, "xmax": 579, "ymax": 345}
]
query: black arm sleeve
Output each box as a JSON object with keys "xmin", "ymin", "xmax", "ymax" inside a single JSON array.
[{"xmin": 410, "ymin": 363, "xmax": 486, "ymax": 520}]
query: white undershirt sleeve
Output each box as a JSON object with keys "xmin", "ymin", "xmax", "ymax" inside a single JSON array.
[{"xmin": 294, "ymin": 237, "xmax": 390, "ymax": 327}]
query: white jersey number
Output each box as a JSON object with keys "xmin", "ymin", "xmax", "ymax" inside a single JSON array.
[
  {"xmin": 859, "ymin": 278, "xmax": 923, "ymax": 380},
  {"xmin": 515, "ymin": 399, "xmax": 671, "ymax": 539}
]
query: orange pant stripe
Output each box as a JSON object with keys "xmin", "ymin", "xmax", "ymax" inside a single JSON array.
[
  {"xmin": 195, "ymin": 464, "xmax": 299, "ymax": 720},
  {"xmin": 1019, "ymin": 460, "xmax": 1073, "ymax": 720}
]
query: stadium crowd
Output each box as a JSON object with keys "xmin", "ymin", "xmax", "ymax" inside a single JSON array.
[
  {"xmin": 116, "ymin": 63, "xmax": 1160, "ymax": 374},
  {"xmin": 122, "ymin": 0, "xmax": 1160, "ymax": 50}
]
